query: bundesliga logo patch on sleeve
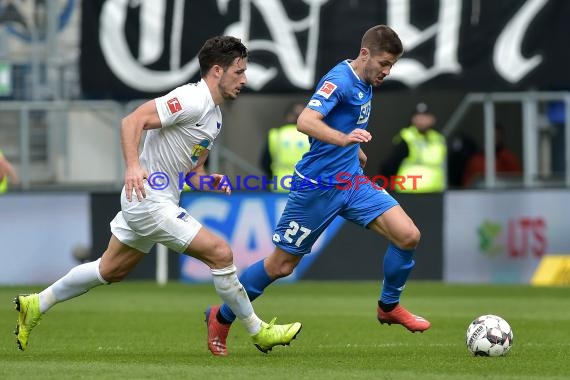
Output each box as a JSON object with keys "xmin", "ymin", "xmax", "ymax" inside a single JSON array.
[
  {"xmin": 316, "ymin": 81, "xmax": 337, "ymax": 99},
  {"xmin": 167, "ymin": 97, "xmax": 182, "ymax": 114}
]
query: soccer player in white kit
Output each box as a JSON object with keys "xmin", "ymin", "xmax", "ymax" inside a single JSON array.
[{"xmin": 14, "ymin": 36, "xmax": 301, "ymax": 355}]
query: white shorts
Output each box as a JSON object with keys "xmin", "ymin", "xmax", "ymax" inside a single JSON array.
[{"xmin": 110, "ymin": 194, "xmax": 202, "ymax": 254}]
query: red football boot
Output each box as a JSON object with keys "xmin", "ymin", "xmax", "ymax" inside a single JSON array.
[
  {"xmin": 205, "ymin": 305, "xmax": 231, "ymax": 356},
  {"xmin": 377, "ymin": 304, "xmax": 431, "ymax": 332}
]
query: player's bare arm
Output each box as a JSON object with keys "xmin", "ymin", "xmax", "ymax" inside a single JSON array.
[
  {"xmin": 121, "ymin": 100, "xmax": 163, "ymax": 202},
  {"xmin": 358, "ymin": 148, "xmax": 368, "ymax": 168},
  {"xmin": 297, "ymin": 108, "xmax": 372, "ymax": 147}
]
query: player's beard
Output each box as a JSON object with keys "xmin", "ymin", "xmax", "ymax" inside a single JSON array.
[
  {"xmin": 363, "ymin": 64, "xmax": 384, "ymax": 87},
  {"xmin": 219, "ymin": 86, "xmax": 237, "ymax": 100},
  {"xmin": 219, "ymin": 80, "xmax": 240, "ymax": 100}
]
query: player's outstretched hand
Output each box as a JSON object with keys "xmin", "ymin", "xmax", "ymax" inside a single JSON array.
[
  {"xmin": 211, "ymin": 173, "xmax": 232, "ymax": 195},
  {"xmin": 344, "ymin": 128, "xmax": 372, "ymax": 146},
  {"xmin": 125, "ymin": 166, "xmax": 149, "ymax": 202}
]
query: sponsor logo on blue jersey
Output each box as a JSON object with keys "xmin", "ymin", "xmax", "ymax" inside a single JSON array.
[
  {"xmin": 308, "ymin": 99, "xmax": 322, "ymax": 107},
  {"xmin": 357, "ymin": 100, "xmax": 371, "ymax": 125}
]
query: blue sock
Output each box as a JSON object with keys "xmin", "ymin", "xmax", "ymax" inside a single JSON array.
[
  {"xmin": 380, "ymin": 243, "xmax": 415, "ymax": 304},
  {"xmin": 219, "ymin": 259, "xmax": 274, "ymax": 323}
]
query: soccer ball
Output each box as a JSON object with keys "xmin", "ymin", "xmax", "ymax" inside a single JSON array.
[{"xmin": 466, "ymin": 314, "xmax": 513, "ymax": 356}]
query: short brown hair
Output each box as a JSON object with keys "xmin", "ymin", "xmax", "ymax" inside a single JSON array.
[
  {"xmin": 198, "ymin": 36, "xmax": 248, "ymax": 77},
  {"xmin": 361, "ymin": 25, "xmax": 403, "ymax": 56}
]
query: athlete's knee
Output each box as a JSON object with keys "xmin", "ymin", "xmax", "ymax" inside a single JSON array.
[
  {"xmin": 265, "ymin": 251, "xmax": 299, "ymax": 279},
  {"xmin": 272, "ymin": 262, "xmax": 296, "ymax": 278},
  {"xmin": 395, "ymin": 225, "xmax": 421, "ymax": 250},
  {"xmin": 99, "ymin": 266, "xmax": 129, "ymax": 283},
  {"xmin": 100, "ymin": 238, "xmax": 145, "ymax": 282},
  {"xmin": 208, "ymin": 239, "xmax": 234, "ymax": 269}
]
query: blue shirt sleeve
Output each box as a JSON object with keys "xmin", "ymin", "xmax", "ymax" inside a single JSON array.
[{"xmin": 307, "ymin": 72, "xmax": 347, "ymax": 119}]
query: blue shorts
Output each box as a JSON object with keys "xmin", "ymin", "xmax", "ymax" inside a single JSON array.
[{"xmin": 273, "ymin": 174, "xmax": 399, "ymax": 255}]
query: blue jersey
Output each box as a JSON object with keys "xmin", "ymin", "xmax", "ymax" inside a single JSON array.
[{"xmin": 295, "ymin": 60, "xmax": 372, "ymax": 183}]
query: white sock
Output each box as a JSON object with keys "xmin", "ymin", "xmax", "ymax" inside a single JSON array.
[
  {"xmin": 38, "ymin": 258, "xmax": 108, "ymax": 313},
  {"xmin": 211, "ymin": 265, "xmax": 262, "ymax": 335}
]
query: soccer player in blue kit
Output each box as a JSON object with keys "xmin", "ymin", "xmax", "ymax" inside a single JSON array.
[{"xmin": 206, "ymin": 25, "xmax": 430, "ymax": 356}]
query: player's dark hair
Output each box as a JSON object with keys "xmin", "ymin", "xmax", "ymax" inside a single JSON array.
[
  {"xmin": 198, "ymin": 36, "xmax": 248, "ymax": 77},
  {"xmin": 361, "ymin": 25, "xmax": 403, "ymax": 56}
]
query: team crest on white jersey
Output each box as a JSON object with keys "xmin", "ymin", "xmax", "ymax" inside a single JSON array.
[
  {"xmin": 357, "ymin": 100, "xmax": 371, "ymax": 125},
  {"xmin": 316, "ymin": 81, "xmax": 337, "ymax": 99},
  {"xmin": 190, "ymin": 139, "xmax": 210, "ymax": 163}
]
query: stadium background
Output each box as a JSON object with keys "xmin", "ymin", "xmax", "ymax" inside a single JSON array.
[{"xmin": 1, "ymin": 0, "xmax": 569, "ymax": 286}]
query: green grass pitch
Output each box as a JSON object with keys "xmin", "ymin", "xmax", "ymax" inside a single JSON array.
[{"xmin": 1, "ymin": 281, "xmax": 568, "ymax": 379}]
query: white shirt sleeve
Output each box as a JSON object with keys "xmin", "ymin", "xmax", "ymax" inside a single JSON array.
[{"xmin": 154, "ymin": 83, "xmax": 206, "ymax": 128}]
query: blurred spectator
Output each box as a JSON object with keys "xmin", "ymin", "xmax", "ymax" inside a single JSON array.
[
  {"xmin": 462, "ymin": 124, "xmax": 522, "ymax": 187},
  {"xmin": 259, "ymin": 102, "xmax": 310, "ymax": 192},
  {"xmin": 0, "ymin": 147, "xmax": 20, "ymax": 194},
  {"xmin": 546, "ymin": 101, "xmax": 566, "ymax": 175},
  {"xmin": 447, "ymin": 131, "xmax": 479, "ymax": 188},
  {"xmin": 380, "ymin": 102, "xmax": 447, "ymax": 193}
]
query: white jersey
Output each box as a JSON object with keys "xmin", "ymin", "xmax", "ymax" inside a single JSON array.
[{"xmin": 139, "ymin": 79, "xmax": 222, "ymax": 203}]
